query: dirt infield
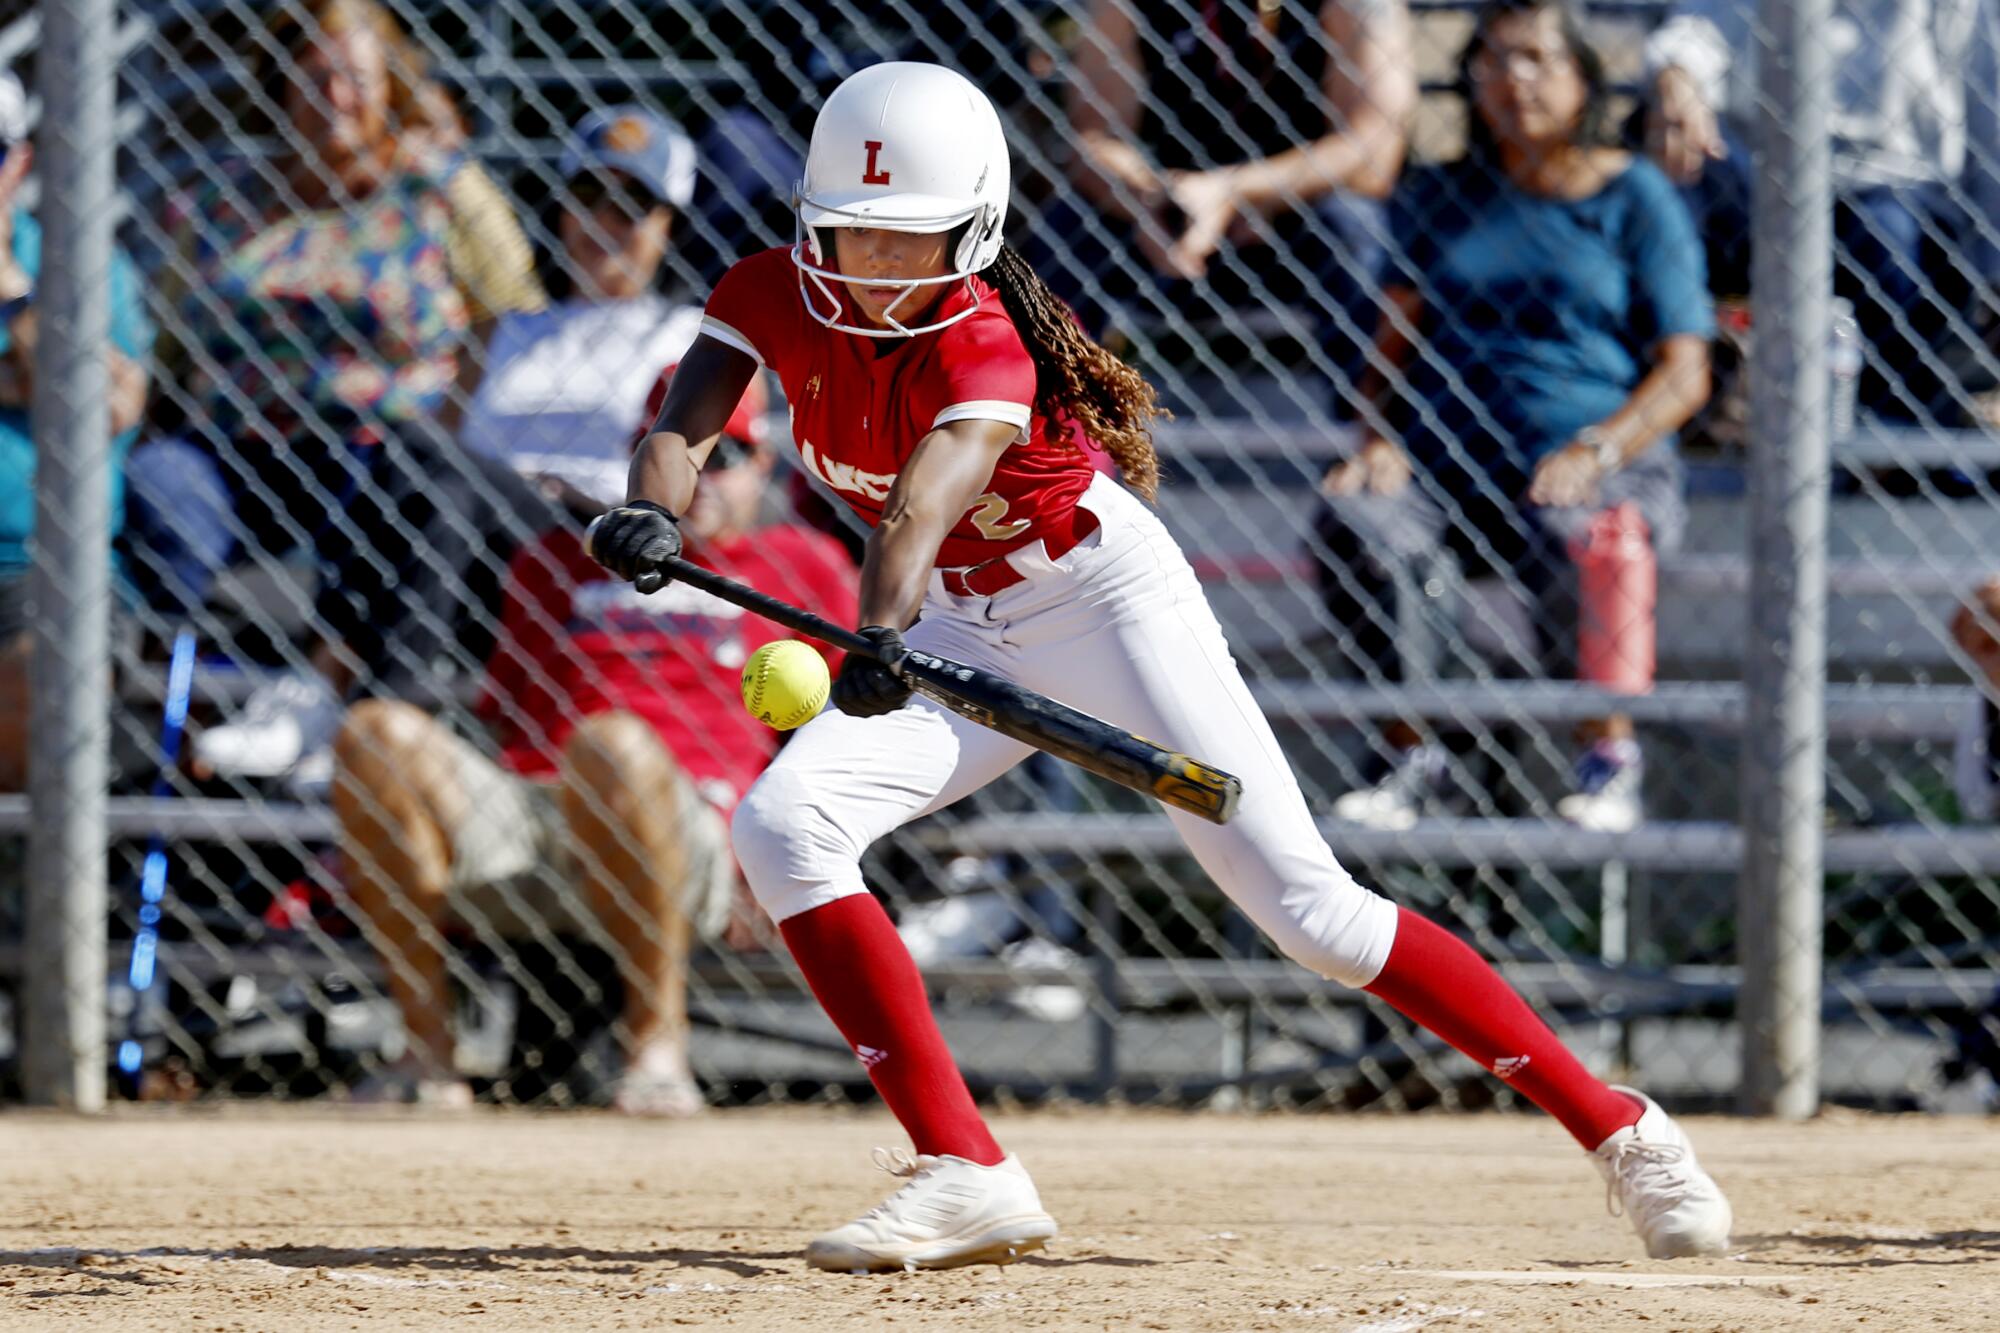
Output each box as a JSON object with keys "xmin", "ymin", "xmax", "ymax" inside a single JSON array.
[{"xmin": 1, "ymin": 1106, "xmax": 1995, "ymax": 1331}]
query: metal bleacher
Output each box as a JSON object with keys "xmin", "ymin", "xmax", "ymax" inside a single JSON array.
[
  {"xmin": 16, "ymin": 418, "xmax": 1996, "ymax": 872},
  {"xmin": 913, "ymin": 812, "xmax": 2000, "ymax": 877},
  {"xmin": 22, "ymin": 407, "xmax": 1982, "ymax": 1100},
  {"xmin": 3, "ymin": 0, "xmax": 1988, "ymax": 1103}
]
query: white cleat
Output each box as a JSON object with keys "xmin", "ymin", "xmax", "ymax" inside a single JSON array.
[
  {"xmin": 1331, "ymin": 783, "xmax": 1421, "ymax": 831},
  {"xmin": 1556, "ymin": 786, "xmax": 1643, "ymax": 833},
  {"xmin": 1592, "ymin": 1086, "xmax": 1733, "ymax": 1258},
  {"xmin": 194, "ymin": 671, "xmax": 343, "ymax": 782},
  {"xmin": 806, "ymin": 1149, "xmax": 1058, "ymax": 1273},
  {"xmin": 346, "ymin": 1060, "xmax": 475, "ymax": 1110},
  {"xmin": 611, "ymin": 1042, "xmax": 704, "ymax": 1119},
  {"xmin": 1331, "ymin": 744, "xmax": 1449, "ymax": 831},
  {"xmin": 1557, "ymin": 739, "xmax": 1645, "ymax": 833}
]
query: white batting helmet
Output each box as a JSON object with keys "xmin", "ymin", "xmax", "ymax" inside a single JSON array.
[{"xmin": 792, "ymin": 61, "xmax": 1011, "ymax": 338}]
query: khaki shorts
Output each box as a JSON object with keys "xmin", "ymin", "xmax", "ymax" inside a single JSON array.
[{"xmin": 435, "ymin": 728, "xmax": 736, "ymax": 943}]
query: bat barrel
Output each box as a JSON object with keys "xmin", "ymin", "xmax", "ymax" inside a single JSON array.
[{"xmin": 903, "ymin": 652, "xmax": 1243, "ymax": 824}]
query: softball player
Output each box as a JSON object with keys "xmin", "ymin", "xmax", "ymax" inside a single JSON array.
[{"xmin": 591, "ymin": 61, "xmax": 1732, "ymax": 1273}]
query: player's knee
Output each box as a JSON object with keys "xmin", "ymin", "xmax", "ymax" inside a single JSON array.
[
  {"xmin": 730, "ymin": 766, "xmax": 864, "ymax": 922},
  {"xmin": 562, "ymin": 711, "xmax": 673, "ymax": 796},
  {"xmin": 1260, "ymin": 882, "xmax": 1400, "ymax": 990},
  {"xmin": 333, "ymin": 699, "xmax": 433, "ymax": 783}
]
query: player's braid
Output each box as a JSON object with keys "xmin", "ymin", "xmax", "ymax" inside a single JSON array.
[{"xmin": 979, "ymin": 243, "xmax": 1165, "ymax": 503}]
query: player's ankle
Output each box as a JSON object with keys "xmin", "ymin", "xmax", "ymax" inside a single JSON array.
[
  {"xmin": 392, "ymin": 1049, "xmax": 456, "ymax": 1085},
  {"xmin": 627, "ymin": 1036, "xmax": 693, "ymax": 1079},
  {"xmin": 920, "ymin": 1139, "xmax": 1006, "ymax": 1168}
]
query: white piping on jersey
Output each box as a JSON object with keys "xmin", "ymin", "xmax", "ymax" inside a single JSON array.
[
  {"xmin": 799, "ymin": 437, "xmax": 897, "ymax": 503},
  {"xmin": 698, "ymin": 315, "xmax": 765, "ymax": 366},
  {"xmin": 932, "ymin": 399, "xmax": 1031, "ymax": 442}
]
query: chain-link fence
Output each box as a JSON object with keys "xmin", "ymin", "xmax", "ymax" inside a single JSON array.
[{"xmin": 2, "ymin": 0, "xmax": 1997, "ymax": 1117}]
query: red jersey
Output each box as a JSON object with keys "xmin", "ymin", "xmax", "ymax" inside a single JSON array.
[
  {"xmin": 701, "ymin": 246, "xmax": 1099, "ymax": 569},
  {"xmin": 479, "ymin": 523, "xmax": 858, "ymax": 809}
]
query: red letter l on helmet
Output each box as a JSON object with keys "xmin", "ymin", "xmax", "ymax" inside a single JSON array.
[{"xmin": 861, "ymin": 140, "xmax": 891, "ymax": 186}]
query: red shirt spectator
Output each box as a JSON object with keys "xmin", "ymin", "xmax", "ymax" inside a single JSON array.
[
  {"xmin": 481, "ymin": 520, "xmax": 856, "ymax": 805},
  {"xmin": 481, "ymin": 360, "xmax": 856, "ymax": 808}
]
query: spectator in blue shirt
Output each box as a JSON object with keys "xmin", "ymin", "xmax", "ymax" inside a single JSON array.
[
  {"xmin": 1312, "ymin": 0, "xmax": 1713, "ymax": 833},
  {"xmin": 0, "ymin": 69, "xmax": 153, "ymax": 791}
]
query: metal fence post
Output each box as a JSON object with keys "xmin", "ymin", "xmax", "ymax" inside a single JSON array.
[
  {"xmin": 1741, "ymin": 0, "xmax": 1834, "ymax": 1117},
  {"xmin": 23, "ymin": 0, "xmax": 119, "ymax": 1112}
]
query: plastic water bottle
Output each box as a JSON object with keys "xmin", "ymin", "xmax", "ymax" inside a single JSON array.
[
  {"xmin": 1828, "ymin": 297, "xmax": 1862, "ymax": 438},
  {"xmin": 1571, "ymin": 502, "xmax": 1656, "ymax": 697}
]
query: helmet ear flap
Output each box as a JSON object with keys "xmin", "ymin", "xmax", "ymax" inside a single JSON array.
[
  {"xmin": 808, "ymin": 225, "xmax": 833, "ymax": 266},
  {"xmin": 954, "ymin": 205, "xmax": 1002, "ymax": 275}
]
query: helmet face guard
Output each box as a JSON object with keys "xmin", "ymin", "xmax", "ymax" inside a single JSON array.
[
  {"xmin": 791, "ymin": 197, "xmax": 999, "ymax": 339},
  {"xmin": 789, "ymin": 62, "xmax": 1012, "ymax": 340}
]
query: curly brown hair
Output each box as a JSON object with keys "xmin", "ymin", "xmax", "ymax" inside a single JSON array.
[{"xmin": 978, "ymin": 243, "xmax": 1165, "ymax": 502}]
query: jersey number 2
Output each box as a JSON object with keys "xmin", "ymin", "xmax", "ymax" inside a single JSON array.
[{"xmin": 968, "ymin": 492, "xmax": 1030, "ymax": 541}]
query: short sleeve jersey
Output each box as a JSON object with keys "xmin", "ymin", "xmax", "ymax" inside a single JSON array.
[{"xmin": 700, "ymin": 246, "xmax": 1098, "ymax": 569}]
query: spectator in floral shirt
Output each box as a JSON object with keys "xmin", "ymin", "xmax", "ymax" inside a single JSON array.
[{"xmin": 127, "ymin": 0, "xmax": 551, "ymax": 780}]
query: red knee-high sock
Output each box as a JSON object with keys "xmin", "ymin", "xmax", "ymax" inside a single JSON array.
[
  {"xmin": 1364, "ymin": 907, "xmax": 1642, "ymax": 1149},
  {"xmin": 779, "ymin": 894, "xmax": 1004, "ymax": 1165}
]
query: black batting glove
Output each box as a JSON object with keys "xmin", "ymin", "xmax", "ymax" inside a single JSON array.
[
  {"xmin": 589, "ymin": 500, "xmax": 683, "ymax": 592},
  {"xmin": 831, "ymin": 625, "xmax": 914, "ymax": 717}
]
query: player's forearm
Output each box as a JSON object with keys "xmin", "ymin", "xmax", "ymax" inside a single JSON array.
[
  {"xmin": 1589, "ymin": 336, "xmax": 1712, "ymax": 464},
  {"xmin": 1230, "ymin": 119, "xmax": 1405, "ymax": 208},
  {"xmin": 858, "ymin": 420, "xmax": 1015, "ymax": 628},
  {"xmin": 1071, "ymin": 132, "xmax": 1165, "ymax": 220},
  {"xmin": 627, "ymin": 432, "xmax": 701, "ymax": 516},
  {"xmin": 1278, "ymin": 2, "xmax": 1416, "ymax": 207},
  {"xmin": 1355, "ymin": 287, "xmax": 1421, "ymax": 426},
  {"xmin": 856, "ymin": 507, "xmax": 949, "ymax": 631}
]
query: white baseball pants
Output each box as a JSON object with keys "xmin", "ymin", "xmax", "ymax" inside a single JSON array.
[{"xmin": 732, "ymin": 472, "xmax": 1400, "ymax": 988}]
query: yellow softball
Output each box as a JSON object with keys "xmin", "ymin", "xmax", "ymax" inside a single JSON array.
[{"xmin": 740, "ymin": 640, "xmax": 831, "ymax": 731}]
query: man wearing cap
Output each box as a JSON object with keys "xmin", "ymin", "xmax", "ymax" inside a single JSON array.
[
  {"xmin": 194, "ymin": 105, "xmax": 704, "ymax": 792},
  {"xmin": 330, "ymin": 365, "xmax": 859, "ymax": 1113},
  {"xmin": 0, "ymin": 68, "xmax": 153, "ymax": 790},
  {"xmin": 458, "ymin": 105, "xmax": 704, "ymax": 509}
]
